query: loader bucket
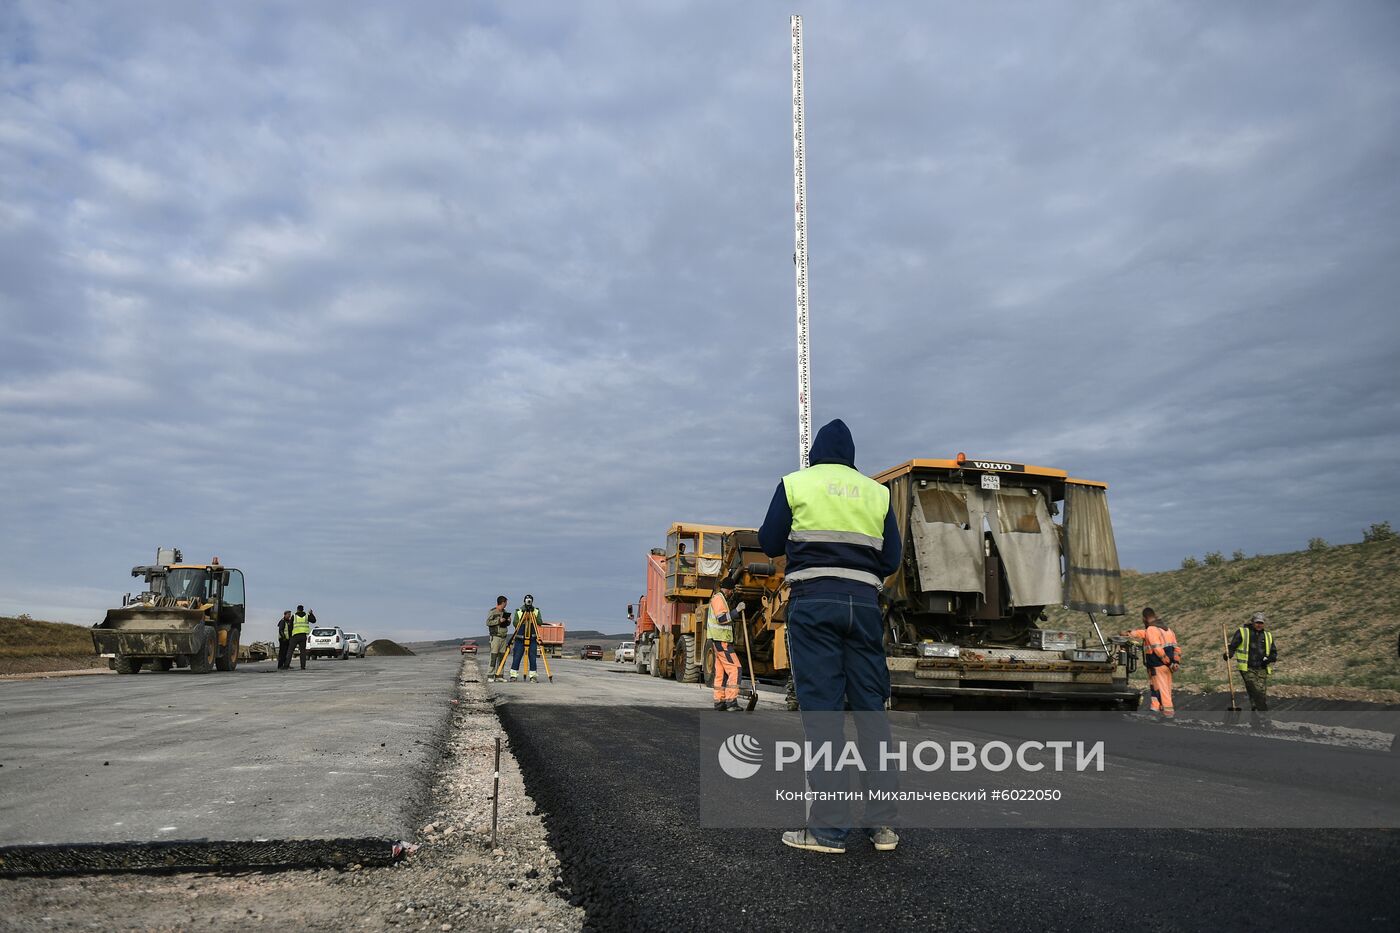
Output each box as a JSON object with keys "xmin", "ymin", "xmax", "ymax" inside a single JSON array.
[{"xmin": 91, "ymin": 606, "xmax": 210, "ymax": 658}]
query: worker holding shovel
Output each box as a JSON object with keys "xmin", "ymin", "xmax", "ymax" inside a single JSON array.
[
  {"xmin": 707, "ymin": 582, "xmax": 742, "ymax": 712},
  {"xmin": 1225, "ymin": 612, "xmax": 1278, "ymax": 712}
]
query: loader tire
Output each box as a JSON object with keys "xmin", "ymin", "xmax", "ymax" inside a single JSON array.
[
  {"xmin": 680, "ymin": 633, "xmax": 702, "ymax": 683},
  {"xmin": 189, "ymin": 627, "xmax": 217, "ymax": 674},
  {"xmin": 152, "ymin": 658, "xmax": 174, "ymax": 672},
  {"xmin": 215, "ymin": 626, "xmax": 240, "ymax": 672},
  {"xmin": 114, "ymin": 656, "xmax": 143, "ymax": 675}
]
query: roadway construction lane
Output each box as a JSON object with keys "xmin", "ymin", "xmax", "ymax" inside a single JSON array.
[
  {"xmin": 494, "ymin": 659, "xmax": 1400, "ymax": 932},
  {"xmin": 0, "ymin": 654, "xmax": 460, "ymax": 871}
]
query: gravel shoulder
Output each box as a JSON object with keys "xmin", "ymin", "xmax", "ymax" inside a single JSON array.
[{"xmin": 0, "ymin": 658, "xmax": 583, "ymax": 932}]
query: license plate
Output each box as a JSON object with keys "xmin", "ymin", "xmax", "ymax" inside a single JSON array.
[{"xmin": 981, "ymin": 474, "xmax": 1000, "ymax": 490}]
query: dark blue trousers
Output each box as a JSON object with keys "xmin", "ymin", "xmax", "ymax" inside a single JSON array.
[
  {"xmin": 510, "ymin": 629, "xmax": 538, "ymax": 673},
  {"xmin": 788, "ymin": 594, "xmax": 897, "ymax": 843}
]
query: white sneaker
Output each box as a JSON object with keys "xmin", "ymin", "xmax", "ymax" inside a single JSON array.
[
  {"xmin": 527, "ymin": 672, "xmax": 538, "ymax": 683},
  {"xmin": 781, "ymin": 829, "xmax": 845, "ymax": 854},
  {"xmin": 867, "ymin": 827, "xmax": 899, "ymax": 851},
  {"xmin": 508, "ymin": 670, "xmax": 519, "ymax": 682}
]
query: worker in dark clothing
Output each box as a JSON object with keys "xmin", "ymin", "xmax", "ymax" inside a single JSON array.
[
  {"xmin": 1226, "ymin": 611, "xmax": 1278, "ymax": 711},
  {"xmin": 290, "ymin": 605, "xmax": 312, "ymax": 670},
  {"xmin": 276, "ymin": 610, "xmax": 294, "ymax": 670},
  {"xmin": 759, "ymin": 418, "xmax": 903, "ymax": 855},
  {"xmin": 508, "ymin": 594, "xmax": 542, "ymax": 683}
]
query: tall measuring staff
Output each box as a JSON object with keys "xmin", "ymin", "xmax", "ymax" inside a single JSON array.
[{"xmin": 791, "ymin": 13, "xmax": 813, "ymax": 469}]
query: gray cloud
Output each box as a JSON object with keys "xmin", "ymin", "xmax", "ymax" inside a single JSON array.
[{"xmin": 2, "ymin": 1, "xmax": 1398, "ymax": 639}]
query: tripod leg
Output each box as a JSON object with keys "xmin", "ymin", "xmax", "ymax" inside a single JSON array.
[{"xmin": 537, "ymin": 623, "xmax": 553, "ymax": 682}]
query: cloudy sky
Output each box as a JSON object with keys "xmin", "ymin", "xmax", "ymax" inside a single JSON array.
[{"xmin": 3, "ymin": 1, "xmax": 1397, "ymax": 642}]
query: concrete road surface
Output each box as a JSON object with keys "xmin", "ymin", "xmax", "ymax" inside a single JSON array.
[
  {"xmin": 0, "ymin": 655, "xmax": 460, "ymax": 848},
  {"xmin": 493, "ymin": 659, "xmax": 1400, "ymax": 932}
]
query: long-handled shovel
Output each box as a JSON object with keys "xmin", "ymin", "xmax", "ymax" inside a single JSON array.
[
  {"xmin": 736, "ymin": 602, "xmax": 760, "ymax": 712},
  {"xmin": 1221, "ymin": 623, "xmax": 1242, "ymax": 712}
]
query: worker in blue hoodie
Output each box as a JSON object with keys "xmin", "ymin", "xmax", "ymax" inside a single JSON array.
[{"xmin": 759, "ymin": 418, "xmax": 903, "ymax": 855}]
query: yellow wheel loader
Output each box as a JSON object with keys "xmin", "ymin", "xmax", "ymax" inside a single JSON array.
[{"xmin": 91, "ymin": 549, "xmax": 246, "ymax": 675}]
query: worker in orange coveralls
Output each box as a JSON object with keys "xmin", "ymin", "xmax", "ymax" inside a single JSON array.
[
  {"xmin": 1121, "ymin": 607, "xmax": 1181, "ymax": 718},
  {"xmin": 707, "ymin": 581, "xmax": 742, "ymax": 712}
]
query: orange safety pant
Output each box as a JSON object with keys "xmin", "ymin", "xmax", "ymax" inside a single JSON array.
[
  {"xmin": 1148, "ymin": 664, "xmax": 1174, "ymax": 716},
  {"xmin": 712, "ymin": 641, "xmax": 740, "ymax": 703}
]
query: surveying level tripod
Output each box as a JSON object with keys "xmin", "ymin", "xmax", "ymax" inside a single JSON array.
[{"xmin": 494, "ymin": 611, "xmax": 553, "ymax": 682}]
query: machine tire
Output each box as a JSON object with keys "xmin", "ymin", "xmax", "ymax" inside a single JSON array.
[
  {"xmin": 680, "ymin": 633, "xmax": 702, "ymax": 683},
  {"xmin": 152, "ymin": 658, "xmax": 174, "ymax": 672},
  {"xmin": 215, "ymin": 626, "xmax": 240, "ymax": 671},
  {"xmin": 114, "ymin": 656, "xmax": 143, "ymax": 675},
  {"xmin": 702, "ymin": 639, "xmax": 715, "ymax": 687},
  {"xmin": 189, "ymin": 627, "xmax": 217, "ymax": 674}
]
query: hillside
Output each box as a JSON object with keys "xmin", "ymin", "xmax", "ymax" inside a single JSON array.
[
  {"xmin": 0, "ymin": 616, "xmax": 104, "ymax": 675},
  {"xmin": 1045, "ymin": 536, "xmax": 1400, "ymax": 700}
]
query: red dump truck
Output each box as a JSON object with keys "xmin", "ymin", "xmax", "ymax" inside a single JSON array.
[
  {"xmin": 536, "ymin": 622, "xmax": 565, "ymax": 657},
  {"xmin": 629, "ymin": 549, "xmax": 673, "ymax": 676}
]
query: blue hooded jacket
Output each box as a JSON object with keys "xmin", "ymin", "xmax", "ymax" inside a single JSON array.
[{"xmin": 758, "ymin": 419, "xmax": 902, "ymax": 602}]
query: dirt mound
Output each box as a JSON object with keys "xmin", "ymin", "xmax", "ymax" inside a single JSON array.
[
  {"xmin": 364, "ymin": 639, "xmax": 415, "ymax": 656},
  {"xmin": 0, "ymin": 616, "xmax": 103, "ymax": 675}
]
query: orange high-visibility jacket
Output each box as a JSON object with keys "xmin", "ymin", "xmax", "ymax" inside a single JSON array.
[{"xmin": 1128, "ymin": 625, "xmax": 1180, "ymax": 667}]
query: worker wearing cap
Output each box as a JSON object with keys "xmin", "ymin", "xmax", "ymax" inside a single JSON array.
[
  {"xmin": 485, "ymin": 596, "xmax": 510, "ymax": 682},
  {"xmin": 708, "ymin": 582, "xmax": 741, "ymax": 712},
  {"xmin": 290, "ymin": 605, "xmax": 312, "ymax": 670},
  {"xmin": 1120, "ymin": 607, "xmax": 1180, "ymax": 718},
  {"xmin": 508, "ymin": 594, "xmax": 541, "ymax": 683},
  {"xmin": 1226, "ymin": 612, "xmax": 1277, "ymax": 711},
  {"xmin": 759, "ymin": 418, "xmax": 903, "ymax": 855},
  {"xmin": 276, "ymin": 610, "xmax": 294, "ymax": 670}
]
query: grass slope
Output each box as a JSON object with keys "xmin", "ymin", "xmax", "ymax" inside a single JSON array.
[
  {"xmin": 1046, "ymin": 537, "xmax": 1400, "ymax": 697},
  {"xmin": 0, "ymin": 616, "xmax": 103, "ymax": 674}
]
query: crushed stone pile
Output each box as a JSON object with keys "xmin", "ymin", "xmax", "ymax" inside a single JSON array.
[{"xmin": 365, "ymin": 639, "xmax": 415, "ymax": 657}]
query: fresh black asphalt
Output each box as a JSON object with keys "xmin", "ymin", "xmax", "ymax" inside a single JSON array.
[{"xmin": 498, "ymin": 700, "xmax": 1400, "ymax": 932}]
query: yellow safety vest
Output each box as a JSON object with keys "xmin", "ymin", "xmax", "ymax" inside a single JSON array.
[
  {"xmin": 706, "ymin": 592, "xmax": 735, "ymax": 643},
  {"xmin": 291, "ymin": 613, "xmax": 311, "ymax": 636},
  {"xmin": 782, "ymin": 462, "xmax": 890, "ymax": 587},
  {"xmin": 1234, "ymin": 626, "xmax": 1273, "ymax": 674}
]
